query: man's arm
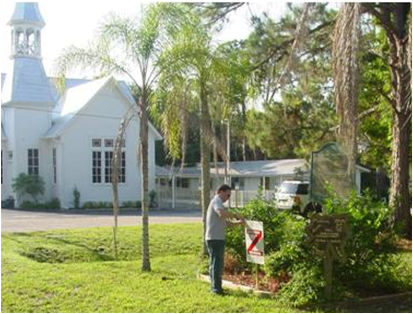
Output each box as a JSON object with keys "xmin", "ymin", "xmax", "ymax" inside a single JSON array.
[
  {"xmin": 226, "ymin": 220, "xmax": 245, "ymax": 227},
  {"xmin": 215, "ymin": 208, "xmax": 243, "ymax": 220}
]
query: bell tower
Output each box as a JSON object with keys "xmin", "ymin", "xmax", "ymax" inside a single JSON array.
[{"xmin": 9, "ymin": 2, "xmax": 45, "ymax": 59}]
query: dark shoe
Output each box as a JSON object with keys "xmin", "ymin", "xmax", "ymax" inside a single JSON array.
[{"xmin": 211, "ymin": 290, "xmax": 226, "ymax": 296}]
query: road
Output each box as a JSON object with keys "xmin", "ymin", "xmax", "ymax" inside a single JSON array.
[{"xmin": 1, "ymin": 208, "xmax": 202, "ymax": 233}]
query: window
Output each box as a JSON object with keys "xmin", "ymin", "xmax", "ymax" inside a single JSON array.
[
  {"xmin": 105, "ymin": 139, "xmax": 114, "ymax": 148},
  {"xmin": 119, "ymin": 152, "xmax": 126, "ymax": 183},
  {"xmin": 92, "ymin": 151, "xmax": 102, "ymax": 183},
  {"xmin": 177, "ymin": 178, "xmax": 189, "ymax": 188},
  {"xmin": 92, "ymin": 138, "xmax": 126, "ymax": 184},
  {"xmin": 28, "ymin": 149, "xmax": 39, "ymax": 175},
  {"xmin": 1, "ymin": 150, "xmax": 3, "ymax": 184},
  {"xmin": 53, "ymin": 148, "xmax": 57, "ymax": 184},
  {"xmin": 231, "ymin": 177, "xmax": 245, "ymax": 190},
  {"xmin": 104, "ymin": 151, "xmax": 114, "ymax": 183},
  {"xmin": 261, "ymin": 177, "xmax": 270, "ymax": 190},
  {"xmin": 92, "ymin": 139, "xmax": 102, "ymax": 148}
]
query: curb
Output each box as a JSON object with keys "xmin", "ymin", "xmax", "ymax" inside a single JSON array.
[{"xmin": 197, "ymin": 274, "xmax": 273, "ymax": 297}]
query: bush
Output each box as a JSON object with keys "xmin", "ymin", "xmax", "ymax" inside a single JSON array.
[
  {"xmin": 20, "ymin": 198, "xmax": 61, "ymax": 210},
  {"xmin": 73, "ymin": 187, "xmax": 81, "ymax": 209},
  {"xmin": 323, "ymin": 191, "xmax": 408, "ymax": 295},
  {"xmin": 45, "ymin": 198, "xmax": 61, "ymax": 209},
  {"xmin": 225, "ymin": 192, "xmax": 409, "ymax": 306},
  {"xmin": 82, "ymin": 201, "xmax": 113, "ymax": 209},
  {"xmin": 120, "ymin": 201, "xmax": 142, "ymax": 208}
]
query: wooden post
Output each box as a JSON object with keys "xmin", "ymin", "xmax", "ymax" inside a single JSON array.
[
  {"xmin": 324, "ymin": 244, "xmax": 333, "ymax": 301},
  {"xmin": 255, "ymin": 264, "xmax": 259, "ymax": 290}
]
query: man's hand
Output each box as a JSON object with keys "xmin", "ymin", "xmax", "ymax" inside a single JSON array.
[{"xmin": 234, "ymin": 213, "xmax": 246, "ymax": 225}]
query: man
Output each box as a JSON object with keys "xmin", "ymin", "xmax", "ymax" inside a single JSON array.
[{"xmin": 205, "ymin": 184, "xmax": 245, "ymax": 295}]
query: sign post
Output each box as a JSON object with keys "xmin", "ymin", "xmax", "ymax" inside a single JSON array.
[
  {"xmin": 306, "ymin": 213, "xmax": 349, "ymax": 300},
  {"xmin": 245, "ymin": 220, "xmax": 264, "ymax": 289}
]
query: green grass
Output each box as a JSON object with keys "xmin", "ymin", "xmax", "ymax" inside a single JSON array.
[
  {"xmin": 2, "ymin": 224, "xmax": 300, "ymax": 313},
  {"xmin": 2, "ymin": 224, "xmax": 411, "ymax": 313}
]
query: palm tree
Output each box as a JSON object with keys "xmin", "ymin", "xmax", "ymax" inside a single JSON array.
[
  {"xmin": 152, "ymin": 4, "xmax": 233, "ymax": 254},
  {"xmin": 333, "ymin": 3, "xmax": 412, "ymax": 236},
  {"xmin": 55, "ymin": 5, "xmax": 167, "ymax": 271}
]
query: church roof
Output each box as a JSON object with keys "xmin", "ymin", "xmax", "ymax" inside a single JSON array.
[
  {"xmin": 1, "ymin": 57, "xmax": 57, "ymax": 106},
  {"xmin": 9, "ymin": 3, "xmax": 45, "ymax": 27},
  {"xmin": 44, "ymin": 77, "xmax": 117, "ymax": 138}
]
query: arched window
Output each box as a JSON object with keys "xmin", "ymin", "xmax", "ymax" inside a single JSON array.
[
  {"xmin": 26, "ymin": 29, "xmax": 35, "ymax": 55},
  {"xmin": 15, "ymin": 29, "xmax": 25, "ymax": 54}
]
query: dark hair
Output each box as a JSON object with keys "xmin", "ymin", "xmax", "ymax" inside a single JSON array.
[{"xmin": 217, "ymin": 184, "xmax": 231, "ymax": 193}]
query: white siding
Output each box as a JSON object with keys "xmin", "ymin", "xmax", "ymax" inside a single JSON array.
[
  {"xmin": 2, "ymin": 106, "xmax": 52, "ymax": 204},
  {"xmin": 57, "ymin": 83, "xmax": 154, "ymax": 208}
]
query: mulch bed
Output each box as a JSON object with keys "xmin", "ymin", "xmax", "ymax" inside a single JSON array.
[
  {"xmin": 222, "ymin": 254, "xmax": 289, "ymax": 293},
  {"xmin": 222, "ymin": 271, "xmax": 289, "ymax": 294}
]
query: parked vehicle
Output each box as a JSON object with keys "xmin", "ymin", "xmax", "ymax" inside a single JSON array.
[{"xmin": 274, "ymin": 181, "xmax": 321, "ymax": 215}]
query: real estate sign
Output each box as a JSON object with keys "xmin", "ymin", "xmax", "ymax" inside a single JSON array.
[{"xmin": 245, "ymin": 220, "xmax": 264, "ymax": 265}]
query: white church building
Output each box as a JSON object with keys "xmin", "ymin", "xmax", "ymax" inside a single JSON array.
[{"xmin": 1, "ymin": 3, "xmax": 162, "ymax": 208}]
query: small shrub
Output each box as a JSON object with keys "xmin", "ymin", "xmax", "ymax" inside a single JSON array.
[
  {"xmin": 73, "ymin": 187, "xmax": 81, "ymax": 209},
  {"xmin": 149, "ymin": 190, "xmax": 157, "ymax": 208},
  {"xmin": 12, "ymin": 173, "xmax": 45, "ymax": 202},
  {"xmin": 120, "ymin": 201, "xmax": 142, "ymax": 208},
  {"xmin": 81, "ymin": 201, "xmax": 113, "ymax": 209},
  {"xmin": 45, "ymin": 198, "xmax": 61, "ymax": 209}
]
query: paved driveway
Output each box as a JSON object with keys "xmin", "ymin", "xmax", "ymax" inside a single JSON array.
[{"xmin": 1, "ymin": 209, "xmax": 202, "ymax": 233}]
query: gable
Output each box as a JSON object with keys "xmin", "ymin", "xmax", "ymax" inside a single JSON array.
[{"xmin": 44, "ymin": 76, "xmax": 162, "ymax": 140}]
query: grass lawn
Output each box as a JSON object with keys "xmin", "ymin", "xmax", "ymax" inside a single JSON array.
[
  {"xmin": 2, "ymin": 223, "xmax": 411, "ymax": 313},
  {"xmin": 2, "ymin": 223, "xmax": 301, "ymax": 313}
]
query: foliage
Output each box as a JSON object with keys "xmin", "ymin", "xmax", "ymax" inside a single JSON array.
[
  {"xmin": 12, "ymin": 173, "xmax": 45, "ymax": 203},
  {"xmin": 241, "ymin": 4, "xmax": 337, "ymax": 159},
  {"xmin": 80, "ymin": 200, "xmax": 142, "ymax": 209},
  {"xmin": 73, "ymin": 187, "xmax": 81, "ymax": 209},
  {"xmin": 19, "ymin": 198, "xmax": 61, "ymax": 210},
  {"xmin": 120, "ymin": 200, "xmax": 142, "ymax": 208},
  {"xmin": 81, "ymin": 201, "xmax": 112, "ymax": 209},
  {"xmin": 225, "ymin": 193, "xmax": 410, "ymax": 306},
  {"xmin": 149, "ymin": 190, "xmax": 157, "ymax": 208},
  {"xmin": 323, "ymin": 191, "xmax": 409, "ymax": 293}
]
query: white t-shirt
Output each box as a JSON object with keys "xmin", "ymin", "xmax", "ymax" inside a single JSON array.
[{"xmin": 205, "ymin": 194, "xmax": 227, "ymax": 240}]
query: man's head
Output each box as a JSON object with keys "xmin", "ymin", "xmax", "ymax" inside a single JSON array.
[{"xmin": 217, "ymin": 184, "xmax": 231, "ymax": 202}]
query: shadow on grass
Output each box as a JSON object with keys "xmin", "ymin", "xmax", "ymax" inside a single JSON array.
[
  {"xmin": 305, "ymin": 292, "xmax": 412, "ymax": 313},
  {"xmin": 3, "ymin": 232, "xmax": 117, "ymax": 263}
]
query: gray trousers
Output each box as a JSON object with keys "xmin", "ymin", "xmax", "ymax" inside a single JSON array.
[{"xmin": 206, "ymin": 240, "xmax": 225, "ymax": 293}]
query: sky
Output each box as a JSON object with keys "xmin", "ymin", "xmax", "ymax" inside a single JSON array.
[{"xmin": 0, "ymin": 1, "xmax": 287, "ymax": 79}]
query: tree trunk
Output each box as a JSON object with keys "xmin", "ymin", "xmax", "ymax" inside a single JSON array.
[
  {"xmin": 140, "ymin": 95, "xmax": 151, "ymax": 271},
  {"xmin": 388, "ymin": 4, "xmax": 412, "ymax": 237},
  {"xmin": 390, "ymin": 110, "xmax": 411, "ymax": 236},
  {"xmin": 200, "ymin": 80, "xmax": 211, "ymax": 255}
]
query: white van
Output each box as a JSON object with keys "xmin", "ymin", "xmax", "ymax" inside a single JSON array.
[{"xmin": 274, "ymin": 180, "xmax": 310, "ymax": 213}]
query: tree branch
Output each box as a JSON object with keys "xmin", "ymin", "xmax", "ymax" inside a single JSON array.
[{"xmin": 252, "ymin": 19, "xmax": 335, "ymax": 71}]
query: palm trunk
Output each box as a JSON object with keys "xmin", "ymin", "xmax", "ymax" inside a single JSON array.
[
  {"xmin": 200, "ymin": 79, "xmax": 211, "ymax": 255},
  {"xmin": 140, "ymin": 94, "xmax": 151, "ymax": 271}
]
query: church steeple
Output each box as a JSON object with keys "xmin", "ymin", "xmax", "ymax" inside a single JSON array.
[
  {"xmin": 9, "ymin": 3, "xmax": 45, "ymax": 58},
  {"xmin": 1, "ymin": 2, "xmax": 56, "ymax": 107}
]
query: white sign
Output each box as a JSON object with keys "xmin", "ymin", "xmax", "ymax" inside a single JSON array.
[{"xmin": 245, "ymin": 220, "xmax": 265, "ymax": 265}]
